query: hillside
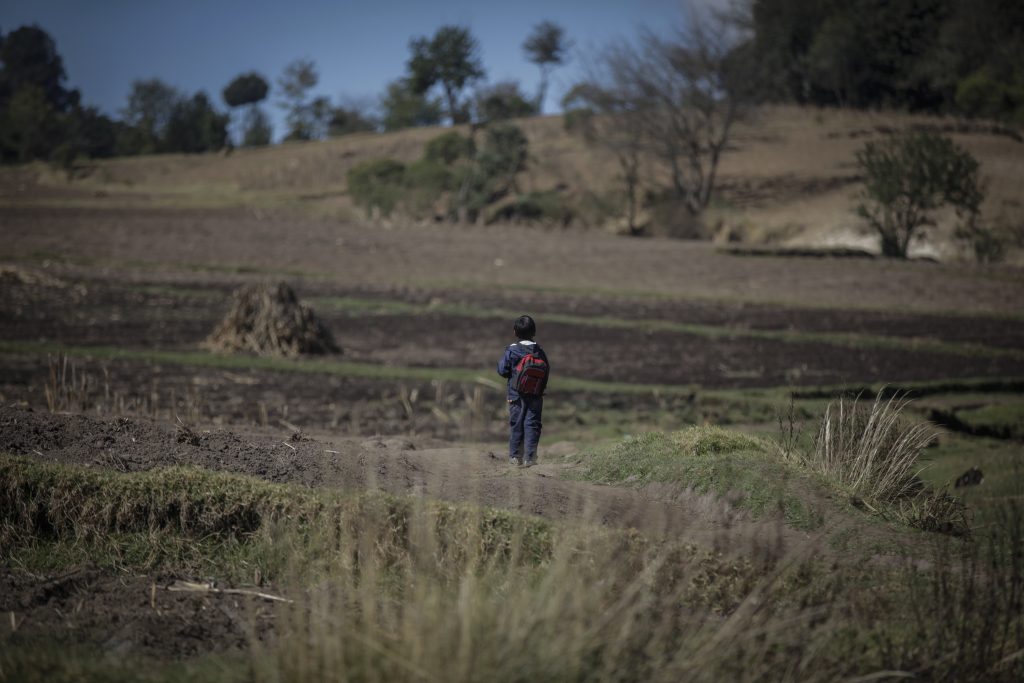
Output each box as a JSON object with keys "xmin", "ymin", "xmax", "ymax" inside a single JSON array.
[{"xmin": 3, "ymin": 105, "xmax": 1023, "ymax": 262}]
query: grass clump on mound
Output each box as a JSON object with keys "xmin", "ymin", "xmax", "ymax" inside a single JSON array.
[
  {"xmin": 797, "ymin": 391, "xmax": 970, "ymax": 535},
  {"xmin": 569, "ymin": 426, "xmax": 826, "ymax": 529},
  {"xmin": 203, "ymin": 282, "xmax": 339, "ymax": 357}
]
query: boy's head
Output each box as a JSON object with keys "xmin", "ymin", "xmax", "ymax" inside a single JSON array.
[{"xmin": 513, "ymin": 315, "xmax": 536, "ymax": 340}]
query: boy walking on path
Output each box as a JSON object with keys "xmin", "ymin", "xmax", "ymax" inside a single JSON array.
[{"xmin": 497, "ymin": 315, "xmax": 550, "ymax": 467}]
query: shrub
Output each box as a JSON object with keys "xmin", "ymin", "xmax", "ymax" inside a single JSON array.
[
  {"xmin": 423, "ymin": 131, "xmax": 475, "ymax": 165},
  {"xmin": 485, "ymin": 191, "xmax": 573, "ymax": 226},
  {"xmin": 478, "ymin": 123, "xmax": 528, "ymax": 194},
  {"xmin": 956, "ymin": 213, "xmax": 1024, "ymax": 264},
  {"xmin": 956, "ymin": 216, "xmax": 1006, "ymax": 263},
  {"xmin": 403, "ymin": 158, "xmax": 453, "ymax": 216},
  {"xmin": 955, "ymin": 66, "xmax": 1024, "ymax": 124},
  {"xmin": 347, "ymin": 158, "xmax": 406, "ymax": 218},
  {"xmin": 856, "ymin": 131, "xmax": 985, "ymax": 258},
  {"xmin": 474, "ymin": 80, "xmax": 536, "ymax": 123}
]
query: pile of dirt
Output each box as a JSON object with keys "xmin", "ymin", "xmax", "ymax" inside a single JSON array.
[{"xmin": 204, "ymin": 282, "xmax": 339, "ymax": 357}]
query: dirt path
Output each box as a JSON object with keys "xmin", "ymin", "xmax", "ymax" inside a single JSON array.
[{"xmin": 0, "ymin": 406, "xmax": 793, "ymax": 553}]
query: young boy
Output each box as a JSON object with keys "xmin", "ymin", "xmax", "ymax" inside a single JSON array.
[{"xmin": 497, "ymin": 315, "xmax": 550, "ymax": 467}]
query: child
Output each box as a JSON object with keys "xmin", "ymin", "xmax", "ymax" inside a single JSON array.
[{"xmin": 497, "ymin": 315, "xmax": 550, "ymax": 467}]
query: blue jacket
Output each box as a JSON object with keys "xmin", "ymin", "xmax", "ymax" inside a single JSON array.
[{"xmin": 497, "ymin": 340, "xmax": 550, "ymax": 401}]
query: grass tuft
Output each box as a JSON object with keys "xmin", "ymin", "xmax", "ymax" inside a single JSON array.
[{"xmin": 798, "ymin": 391, "xmax": 970, "ymax": 535}]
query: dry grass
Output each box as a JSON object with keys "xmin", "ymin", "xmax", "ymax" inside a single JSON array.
[
  {"xmin": 799, "ymin": 390, "xmax": 970, "ymax": 534},
  {"xmin": 10, "ymin": 106, "xmax": 1023, "ymax": 254},
  {"xmin": 204, "ymin": 282, "xmax": 339, "ymax": 357},
  {"xmin": 3, "ymin": 452, "xmax": 1022, "ymax": 682},
  {"xmin": 811, "ymin": 391, "xmax": 934, "ymax": 502}
]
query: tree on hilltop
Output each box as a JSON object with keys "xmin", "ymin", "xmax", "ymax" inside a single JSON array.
[
  {"xmin": 380, "ymin": 78, "xmax": 443, "ymax": 131},
  {"xmin": 474, "ymin": 81, "xmax": 536, "ymax": 123},
  {"xmin": 406, "ymin": 25, "xmax": 485, "ymax": 124},
  {"xmin": 856, "ymin": 131, "xmax": 985, "ymax": 258},
  {"xmin": 277, "ymin": 59, "xmax": 325, "ymax": 141},
  {"xmin": 522, "ymin": 21, "xmax": 571, "ymax": 113},
  {"xmin": 0, "ymin": 24, "xmax": 85, "ymax": 163},
  {"xmin": 121, "ymin": 78, "xmax": 181, "ymax": 154},
  {"xmin": 223, "ymin": 72, "xmax": 269, "ymax": 109},
  {"xmin": 0, "ymin": 24, "xmax": 79, "ymax": 112},
  {"xmin": 223, "ymin": 72, "xmax": 270, "ymax": 147},
  {"xmin": 570, "ymin": 6, "xmax": 757, "ymax": 232}
]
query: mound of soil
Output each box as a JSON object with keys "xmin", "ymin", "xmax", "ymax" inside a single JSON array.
[{"xmin": 204, "ymin": 282, "xmax": 339, "ymax": 357}]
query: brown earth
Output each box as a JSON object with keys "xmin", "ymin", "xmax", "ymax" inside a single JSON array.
[
  {"xmin": 3, "ymin": 205, "xmax": 1023, "ymax": 316},
  {"xmin": 2, "ymin": 189, "xmax": 1022, "ymax": 666},
  {"xmin": 0, "ymin": 405, "xmax": 779, "ymax": 546},
  {"xmin": 0, "ymin": 568, "xmax": 276, "ymax": 661},
  {"xmin": 0, "ymin": 405, "xmax": 795, "ymax": 662},
  {"xmin": 2, "ymin": 278, "xmax": 1022, "ymax": 393}
]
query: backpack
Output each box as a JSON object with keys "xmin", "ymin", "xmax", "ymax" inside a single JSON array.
[{"xmin": 513, "ymin": 349, "xmax": 548, "ymax": 395}]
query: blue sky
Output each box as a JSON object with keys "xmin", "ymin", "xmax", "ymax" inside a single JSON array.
[{"xmin": 0, "ymin": 0, "xmax": 719, "ymax": 138}]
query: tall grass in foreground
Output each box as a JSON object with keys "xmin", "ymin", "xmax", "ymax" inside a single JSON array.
[{"xmin": 1, "ymin": 454, "xmax": 1022, "ymax": 681}]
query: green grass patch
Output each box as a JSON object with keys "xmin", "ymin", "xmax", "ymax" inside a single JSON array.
[
  {"xmin": 567, "ymin": 427, "xmax": 828, "ymax": 530},
  {"xmin": 948, "ymin": 400, "xmax": 1024, "ymax": 440},
  {"xmin": 0, "ymin": 454, "xmax": 554, "ymax": 581},
  {"xmin": 0, "ymin": 339, "xmax": 699, "ymax": 396},
  {"xmin": 919, "ymin": 433, "xmax": 1024, "ymax": 531}
]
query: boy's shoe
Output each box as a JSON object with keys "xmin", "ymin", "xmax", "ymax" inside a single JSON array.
[
  {"xmin": 509, "ymin": 457, "xmax": 520, "ymax": 466},
  {"xmin": 522, "ymin": 458, "xmax": 536, "ymax": 468}
]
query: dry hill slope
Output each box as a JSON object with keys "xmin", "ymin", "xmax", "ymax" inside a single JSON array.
[{"xmin": 3, "ymin": 106, "xmax": 1022, "ymax": 259}]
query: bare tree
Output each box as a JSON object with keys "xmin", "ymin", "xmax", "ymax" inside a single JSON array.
[
  {"xmin": 562, "ymin": 83, "xmax": 645, "ymax": 234},
  {"xmin": 583, "ymin": 5, "xmax": 755, "ymax": 218}
]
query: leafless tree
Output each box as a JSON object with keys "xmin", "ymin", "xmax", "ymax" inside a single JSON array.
[
  {"xmin": 562, "ymin": 82, "xmax": 645, "ymax": 234},
  {"xmin": 577, "ymin": 4, "xmax": 755, "ymax": 220}
]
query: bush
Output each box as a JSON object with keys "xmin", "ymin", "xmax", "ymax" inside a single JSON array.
[
  {"xmin": 856, "ymin": 131, "xmax": 985, "ymax": 258},
  {"xmin": 478, "ymin": 123, "xmax": 528, "ymax": 195},
  {"xmin": 956, "ymin": 67, "xmax": 1024, "ymax": 124},
  {"xmin": 485, "ymin": 191, "xmax": 573, "ymax": 226},
  {"xmin": 403, "ymin": 158, "xmax": 453, "ymax": 216},
  {"xmin": 347, "ymin": 158, "xmax": 406, "ymax": 218},
  {"xmin": 474, "ymin": 81, "xmax": 536, "ymax": 123},
  {"xmin": 956, "ymin": 213, "xmax": 1024, "ymax": 264},
  {"xmin": 423, "ymin": 131, "xmax": 476, "ymax": 165}
]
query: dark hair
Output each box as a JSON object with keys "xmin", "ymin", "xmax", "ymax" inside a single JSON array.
[{"xmin": 514, "ymin": 315, "xmax": 536, "ymax": 340}]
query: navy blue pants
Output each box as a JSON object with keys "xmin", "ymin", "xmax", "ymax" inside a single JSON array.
[{"xmin": 508, "ymin": 395, "xmax": 543, "ymax": 461}]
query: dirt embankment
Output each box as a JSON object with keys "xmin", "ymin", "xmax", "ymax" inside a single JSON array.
[
  {"xmin": 0, "ymin": 406, "xmax": 777, "ymax": 545},
  {"xmin": 1, "ymin": 405, "xmax": 802, "ymax": 661}
]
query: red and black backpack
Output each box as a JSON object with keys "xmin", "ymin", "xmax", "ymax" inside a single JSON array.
[{"xmin": 513, "ymin": 348, "xmax": 548, "ymax": 395}]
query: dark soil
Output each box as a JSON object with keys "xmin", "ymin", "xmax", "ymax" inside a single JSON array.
[
  {"xmin": 0, "ymin": 568, "xmax": 276, "ymax": 660},
  {"xmin": 2, "ymin": 279, "xmax": 1021, "ymax": 392}
]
